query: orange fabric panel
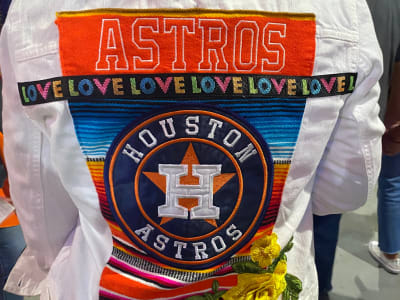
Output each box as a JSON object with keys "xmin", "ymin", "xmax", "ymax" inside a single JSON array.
[
  {"xmin": 56, "ymin": 9, "xmax": 316, "ymax": 298},
  {"xmin": 100, "ymin": 266, "xmax": 237, "ymax": 299},
  {"xmin": 0, "ymin": 211, "xmax": 19, "ymax": 227},
  {"xmin": 0, "ymin": 131, "xmax": 18, "ymax": 227},
  {"xmin": 56, "ymin": 10, "xmax": 315, "ymax": 76}
]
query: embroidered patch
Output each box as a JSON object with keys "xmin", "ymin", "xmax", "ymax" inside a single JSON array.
[
  {"xmin": 18, "ymin": 73, "xmax": 357, "ymax": 106},
  {"xmin": 104, "ymin": 106, "xmax": 273, "ymax": 269},
  {"xmin": 44, "ymin": 8, "xmax": 356, "ymax": 299},
  {"xmin": 55, "ymin": 9, "xmax": 316, "ymax": 76}
]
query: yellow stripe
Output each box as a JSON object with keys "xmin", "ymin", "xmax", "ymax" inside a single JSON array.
[
  {"xmin": 108, "ymin": 221, "xmax": 122, "ymax": 232},
  {"xmin": 87, "ymin": 160, "xmax": 104, "ymax": 168},
  {"xmin": 56, "ymin": 8, "xmax": 315, "ymax": 21}
]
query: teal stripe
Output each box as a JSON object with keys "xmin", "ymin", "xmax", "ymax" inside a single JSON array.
[{"xmin": 68, "ymin": 99, "xmax": 306, "ymax": 160}]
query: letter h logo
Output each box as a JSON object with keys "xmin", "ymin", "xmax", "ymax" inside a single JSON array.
[{"xmin": 158, "ymin": 164, "xmax": 221, "ymax": 220}]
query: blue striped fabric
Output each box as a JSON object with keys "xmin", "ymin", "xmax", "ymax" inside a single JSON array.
[{"xmin": 69, "ymin": 99, "xmax": 305, "ymax": 160}]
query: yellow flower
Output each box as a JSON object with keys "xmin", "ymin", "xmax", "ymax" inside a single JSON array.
[
  {"xmin": 223, "ymin": 261, "xmax": 287, "ymax": 300},
  {"xmin": 274, "ymin": 260, "xmax": 287, "ymax": 276},
  {"xmin": 250, "ymin": 233, "xmax": 281, "ymax": 268}
]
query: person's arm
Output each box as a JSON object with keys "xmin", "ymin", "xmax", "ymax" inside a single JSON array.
[
  {"xmin": 0, "ymin": 17, "xmax": 79, "ymax": 289},
  {"xmin": 311, "ymin": 0, "xmax": 385, "ymax": 215}
]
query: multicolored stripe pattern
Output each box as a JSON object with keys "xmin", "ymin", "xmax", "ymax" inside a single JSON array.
[
  {"xmin": 72, "ymin": 98, "xmax": 298, "ymax": 225},
  {"xmin": 55, "ymin": 9, "xmax": 317, "ymax": 299},
  {"xmin": 72, "ymin": 98, "xmax": 296, "ymax": 299}
]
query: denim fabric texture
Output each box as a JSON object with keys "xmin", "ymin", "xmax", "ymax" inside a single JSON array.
[
  {"xmin": 378, "ymin": 153, "xmax": 400, "ymax": 254},
  {"xmin": 313, "ymin": 214, "xmax": 342, "ymax": 293},
  {"xmin": 0, "ymin": 225, "xmax": 25, "ymax": 300}
]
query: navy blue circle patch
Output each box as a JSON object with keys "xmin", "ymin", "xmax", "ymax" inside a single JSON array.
[{"xmin": 104, "ymin": 106, "xmax": 273, "ymax": 270}]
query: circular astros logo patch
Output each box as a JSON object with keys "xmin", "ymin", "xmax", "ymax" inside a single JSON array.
[{"xmin": 104, "ymin": 106, "xmax": 273, "ymax": 270}]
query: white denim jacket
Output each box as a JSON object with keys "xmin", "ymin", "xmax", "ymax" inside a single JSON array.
[{"xmin": 0, "ymin": 0, "xmax": 383, "ymax": 299}]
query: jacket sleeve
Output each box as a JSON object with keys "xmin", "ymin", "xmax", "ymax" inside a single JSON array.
[
  {"xmin": 311, "ymin": 0, "xmax": 385, "ymax": 215},
  {"xmin": 0, "ymin": 20, "xmax": 79, "ymax": 291}
]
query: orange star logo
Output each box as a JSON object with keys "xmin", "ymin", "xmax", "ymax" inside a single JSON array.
[{"xmin": 143, "ymin": 143, "xmax": 236, "ymax": 227}]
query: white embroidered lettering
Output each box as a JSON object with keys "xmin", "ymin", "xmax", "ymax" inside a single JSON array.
[
  {"xmin": 211, "ymin": 236, "xmax": 227, "ymax": 253},
  {"xmin": 158, "ymin": 164, "xmax": 221, "ymax": 219},
  {"xmin": 235, "ymin": 143, "xmax": 258, "ymax": 163},
  {"xmin": 122, "ymin": 143, "xmax": 144, "ymax": 163},
  {"xmin": 226, "ymin": 224, "xmax": 243, "ymax": 241},
  {"xmin": 154, "ymin": 234, "xmax": 170, "ymax": 251},
  {"xmin": 185, "ymin": 116, "xmax": 200, "ymax": 135},
  {"xmin": 159, "ymin": 118, "xmax": 176, "ymax": 138},
  {"xmin": 223, "ymin": 129, "xmax": 242, "ymax": 148},
  {"xmin": 207, "ymin": 118, "xmax": 223, "ymax": 139},
  {"xmin": 174, "ymin": 241, "xmax": 187, "ymax": 259},
  {"xmin": 134, "ymin": 224, "xmax": 154, "ymax": 242},
  {"xmin": 139, "ymin": 129, "xmax": 158, "ymax": 148},
  {"xmin": 193, "ymin": 242, "xmax": 208, "ymax": 260}
]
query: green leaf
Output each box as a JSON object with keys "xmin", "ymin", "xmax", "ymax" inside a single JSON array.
[
  {"xmin": 266, "ymin": 257, "xmax": 280, "ymax": 273},
  {"xmin": 212, "ymin": 280, "xmax": 219, "ymax": 293},
  {"xmin": 283, "ymin": 241, "xmax": 294, "ymax": 253},
  {"xmin": 285, "ymin": 273, "xmax": 303, "ymax": 293},
  {"xmin": 282, "ymin": 288, "xmax": 290, "ymax": 300},
  {"xmin": 205, "ymin": 293, "xmax": 214, "ymax": 300},
  {"xmin": 185, "ymin": 296, "xmax": 206, "ymax": 300},
  {"xmin": 282, "ymin": 288, "xmax": 300, "ymax": 300},
  {"xmin": 213, "ymin": 290, "xmax": 226, "ymax": 299},
  {"xmin": 185, "ymin": 280, "xmax": 226, "ymax": 300},
  {"xmin": 267, "ymin": 236, "xmax": 295, "ymax": 273},
  {"xmin": 232, "ymin": 260, "xmax": 267, "ymax": 274},
  {"xmin": 281, "ymin": 273, "xmax": 302, "ymax": 300}
]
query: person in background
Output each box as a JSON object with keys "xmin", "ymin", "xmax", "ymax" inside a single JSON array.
[
  {"xmin": 0, "ymin": 130, "xmax": 25, "ymax": 300},
  {"xmin": 366, "ymin": 0, "xmax": 400, "ymax": 274},
  {"xmin": 314, "ymin": 1, "xmax": 400, "ymax": 299},
  {"xmin": 0, "ymin": 2, "xmax": 26, "ymax": 298},
  {"xmin": 313, "ymin": 214, "xmax": 342, "ymax": 299},
  {"xmin": 0, "ymin": 2, "xmax": 11, "ymax": 24},
  {"xmin": 368, "ymin": 46, "xmax": 400, "ymax": 274}
]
